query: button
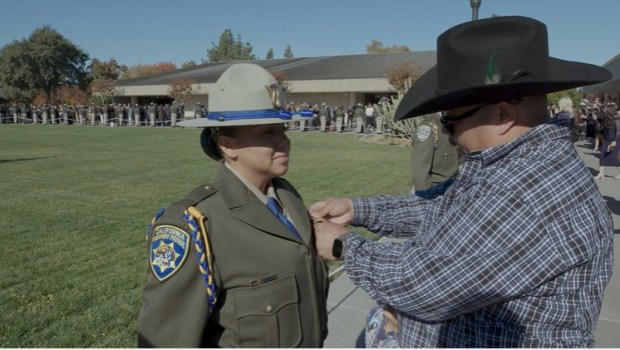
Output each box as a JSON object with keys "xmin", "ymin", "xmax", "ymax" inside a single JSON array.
[{"xmin": 265, "ymin": 305, "xmax": 273, "ymax": 313}]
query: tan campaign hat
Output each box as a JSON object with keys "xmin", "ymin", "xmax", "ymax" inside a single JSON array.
[{"xmin": 178, "ymin": 63, "xmax": 311, "ymax": 127}]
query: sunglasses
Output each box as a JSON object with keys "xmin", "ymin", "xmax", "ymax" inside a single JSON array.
[
  {"xmin": 440, "ymin": 103, "xmax": 492, "ymax": 134},
  {"xmin": 440, "ymin": 99, "xmax": 522, "ymax": 134}
]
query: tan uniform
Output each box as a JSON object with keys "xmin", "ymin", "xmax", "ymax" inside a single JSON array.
[{"xmin": 137, "ymin": 163, "xmax": 329, "ymax": 347}]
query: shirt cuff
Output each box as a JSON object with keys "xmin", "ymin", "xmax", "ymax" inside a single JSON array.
[
  {"xmin": 341, "ymin": 232, "xmax": 364, "ymax": 262},
  {"xmin": 351, "ymin": 197, "xmax": 372, "ymax": 227}
]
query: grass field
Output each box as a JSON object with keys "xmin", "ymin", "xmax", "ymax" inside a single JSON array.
[{"xmin": 0, "ymin": 124, "xmax": 412, "ymax": 347}]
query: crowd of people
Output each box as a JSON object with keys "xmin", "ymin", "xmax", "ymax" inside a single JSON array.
[
  {"xmin": 0, "ymin": 102, "xmax": 203, "ymax": 126},
  {"xmin": 546, "ymin": 97, "xmax": 620, "ymax": 179},
  {"xmin": 0, "ymin": 99, "xmax": 399, "ymax": 135},
  {"xmin": 283, "ymin": 98, "xmax": 391, "ymax": 132}
]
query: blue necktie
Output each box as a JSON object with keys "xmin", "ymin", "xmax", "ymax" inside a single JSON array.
[{"xmin": 266, "ymin": 197, "xmax": 302, "ymax": 241}]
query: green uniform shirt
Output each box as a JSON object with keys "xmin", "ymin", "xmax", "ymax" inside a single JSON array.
[{"xmin": 410, "ymin": 116, "xmax": 460, "ymax": 191}]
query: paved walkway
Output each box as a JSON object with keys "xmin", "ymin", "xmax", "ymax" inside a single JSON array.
[{"xmin": 324, "ymin": 140, "xmax": 620, "ymax": 347}]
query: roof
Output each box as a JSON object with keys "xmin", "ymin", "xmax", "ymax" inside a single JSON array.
[
  {"xmin": 116, "ymin": 51, "xmax": 437, "ymax": 87},
  {"xmin": 582, "ymin": 53, "xmax": 620, "ymax": 94}
]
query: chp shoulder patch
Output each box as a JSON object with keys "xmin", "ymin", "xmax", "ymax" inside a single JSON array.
[
  {"xmin": 150, "ymin": 225, "xmax": 191, "ymax": 282},
  {"xmin": 416, "ymin": 125, "xmax": 432, "ymax": 142}
]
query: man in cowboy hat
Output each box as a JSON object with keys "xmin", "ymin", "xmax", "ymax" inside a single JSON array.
[
  {"xmin": 310, "ymin": 16, "xmax": 613, "ymax": 347},
  {"xmin": 137, "ymin": 63, "xmax": 327, "ymax": 347}
]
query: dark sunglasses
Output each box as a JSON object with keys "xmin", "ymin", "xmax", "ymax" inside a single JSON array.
[
  {"xmin": 440, "ymin": 103, "xmax": 492, "ymax": 134},
  {"xmin": 440, "ymin": 98, "xmax": 522, "ymax": 134},
  {"xmin": 440, "ymin": 103, "xmax": 492, "ymax": 127}
]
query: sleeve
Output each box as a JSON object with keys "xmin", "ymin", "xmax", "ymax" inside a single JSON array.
[
  {"xmin": 137, "ymin": 209, "xmax": 211, "ymax": 347},
  {"xmin": 343, "ymin": 187, "xmax": 566, "ymax": 322},
  {"xmin": 351, "ymin": 191, "xmax": 441, "ymax": 238}
]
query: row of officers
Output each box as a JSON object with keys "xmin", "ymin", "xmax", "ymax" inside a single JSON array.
[{"xmin": 0, "ymin": 102, "xmax": 206, "ymax": 126}]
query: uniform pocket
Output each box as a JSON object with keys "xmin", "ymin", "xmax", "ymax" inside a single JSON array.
[{"xmin": 233, "ymin": 275, "xmax": 302, "ymax": 347}]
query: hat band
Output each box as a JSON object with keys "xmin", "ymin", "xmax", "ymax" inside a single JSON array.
[{"xmin": 205, "ymin": 109, "xmax": 313, "ymax": 122}]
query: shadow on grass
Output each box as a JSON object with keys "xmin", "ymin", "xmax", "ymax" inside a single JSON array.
[{"xmin": 0, "ymin": 156, "xmax": 55, "ymax": 164}]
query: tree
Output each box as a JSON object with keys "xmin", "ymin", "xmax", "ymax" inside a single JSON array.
[
  {"xmin": 206, "ymin": 29, "xmax": 256, "ymax": 63},
  {"xmin": 386, "ymin": 61, "xmax": 421, "ymax": 92},
  {"xmin": 268, "ymin": 69, "xmax": 289, "ymax": 92},
  {"xmin": 33, "ymin": 85, "xmax": 88, "ymax": 105},
  {"xmin": 0, "ymin": 40, "xmax": 37, "ymax": 102},
  {"xmin": 366, "ymin": 40, "xmax": 411, "ymax": 54},
  {"xmin": 88, "ymin": 58, "xmax": 127, "ymax": 104},
  {"xmin": 283, "ymin": 45, "xmax": 294, "ymax": 58},
  {"xmin": 168, "ymin": 78, "xmax": 196, "ymax": 104},
  {"xmin": 0, "ymin": 26, "xmax": 89, "ymax": 103},
  {"xmin": 181, "ymin": 60, "xmax": 198, "ymax": 69},
  {"xmin": 120, "ymin": 62, "xmax": 177, "ymax": 80},
  {"xmin": 90, "ymin": 58, "xmax": 125, "ymax": 81},
  {"xmin": 266, "ymin": 48, "xmax": 274, "ymax": 59}
]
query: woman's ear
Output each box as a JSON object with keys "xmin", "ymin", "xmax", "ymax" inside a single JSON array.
[{"xmin": 217, "ymin": 135, "xmax": 237, "ymax": 160}]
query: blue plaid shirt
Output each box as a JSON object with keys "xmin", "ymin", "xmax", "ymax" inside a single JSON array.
[{"xmin": 343, "ymin": 121, "xmax": 614, "ymax": 347}]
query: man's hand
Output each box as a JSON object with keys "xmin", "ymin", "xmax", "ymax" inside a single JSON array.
[
  {"xmin": 309, "ymin": 197, "xmax": 354, "ymax": 226},
  {"xmin": 313, "ymin": 220, "xmax": 349, "ymax": 261}
]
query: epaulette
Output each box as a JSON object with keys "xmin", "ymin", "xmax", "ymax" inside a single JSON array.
[
  {"xmin": 145, "ymin": 184, "xmax": 217, "ymax": 240},
  {"xmin": 185, "ymin": 184, "xmax": 218, "ymax": 205}
]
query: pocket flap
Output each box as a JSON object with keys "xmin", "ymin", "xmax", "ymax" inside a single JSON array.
[{"xmin": 234, "ymin": 275, "xmax": 299, "ymax": 319}]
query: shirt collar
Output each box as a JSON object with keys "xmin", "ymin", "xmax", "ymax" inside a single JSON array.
[
  {"xmin": 475, "ymin": 119, "xmax": 571, "ymax": 167},
  {"xmin": 224, "ymin": 162, "xmax": 278, "ymax": 206}
]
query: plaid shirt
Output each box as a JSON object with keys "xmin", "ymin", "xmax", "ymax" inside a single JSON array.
[{"xmin": 343, "ymin": 120, "xmax": 614, "ymax": 347}]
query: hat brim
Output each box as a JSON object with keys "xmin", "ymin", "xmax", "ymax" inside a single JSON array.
[
  {"xmin": 395, "ymin": 57, "xmax": 612, "ymax": 120},
  {"xmin": 178, "ymin": 113, "xmax": 310, "ymax": 128}
]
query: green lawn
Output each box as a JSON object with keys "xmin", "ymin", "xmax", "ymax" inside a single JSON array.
[{"xmin": 0, "ymin": 125, "xmax": 412, "ymax": 347}]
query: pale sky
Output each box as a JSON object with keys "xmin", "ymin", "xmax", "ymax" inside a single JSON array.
[{"xmin": 1, "ymin": 0, "xmax": 618, "ymax": 67}]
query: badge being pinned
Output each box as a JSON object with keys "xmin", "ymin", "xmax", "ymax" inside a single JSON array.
[{"xmin": 150, "ymin": 225, "xmax": 191, "ymax": 282}]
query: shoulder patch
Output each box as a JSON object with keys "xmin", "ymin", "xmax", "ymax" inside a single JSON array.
[
  {"xmin": 150, "ymin": 225, "xmax": 191, "ymax": 282},
  {"xmin": 416, "ymin": 125, "xmax": 432, "ymax": 142}
]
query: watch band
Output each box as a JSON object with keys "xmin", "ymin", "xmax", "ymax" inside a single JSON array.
[{"xmin": 332, "ymin": 238, "xmax": 344, "ymax": 259}]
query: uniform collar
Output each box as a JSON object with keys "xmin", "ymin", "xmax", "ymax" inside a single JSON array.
[
  {"xmin": 213, "ymin": 163, "xmax": 308, "ymax": 244},
  {"xmin": 224, "ymin": 162, "xmax": 278, "ymax": 206}
]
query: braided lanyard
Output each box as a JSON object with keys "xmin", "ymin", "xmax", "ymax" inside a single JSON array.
[
  {"xmin": 183, "ymin": 206, "xmax": 218, "ymax": 312},
  {"xmin": 145, "ymin": 208, "xmax": 166, "ymax": 241}
]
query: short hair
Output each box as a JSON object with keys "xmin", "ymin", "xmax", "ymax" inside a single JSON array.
[{"xmin": 558, "ymin": 97, "xmax": 573, "ymax": 113}]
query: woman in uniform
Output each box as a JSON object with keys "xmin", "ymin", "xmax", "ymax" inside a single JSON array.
[{"xmin": 137, "ymin": 63, "xmax": 329, "ymax": 347}]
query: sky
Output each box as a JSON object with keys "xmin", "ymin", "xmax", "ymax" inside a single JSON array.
[{"xmin": 1, "ymin": 0, "xmax": 618, "ymax": 68}]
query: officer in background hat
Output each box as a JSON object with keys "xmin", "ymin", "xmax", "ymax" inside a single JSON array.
[
  {"xmin": 137, "ymin": 63, "xmax": 327, "ymax": 347},
  {"xmin": 310, "ymin": 16, "xmax": 613, "ymax": 347}
]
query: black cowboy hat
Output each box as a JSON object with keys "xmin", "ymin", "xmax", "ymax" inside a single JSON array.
[{"xmin": 395, "ymin": 16, "xmax": 611, "ymax": 120}]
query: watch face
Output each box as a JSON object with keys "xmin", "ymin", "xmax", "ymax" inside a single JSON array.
[{"xmin": 332, "ymin": 238, "xmax": 343, "ymax": 259}]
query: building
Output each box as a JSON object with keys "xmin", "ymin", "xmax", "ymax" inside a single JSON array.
[
  {"xmin": 113, "ymin": 52, "xmax": 436, "ymax": 116},
  {"xmin": 582, "ymin": 53, "xmax": 620, "ymax": 103}
]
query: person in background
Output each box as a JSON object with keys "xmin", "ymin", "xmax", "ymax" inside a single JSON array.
[
  {"xmin": 410, "ymin": 113, "xmax": 460, "ymax": 192},
  {"xmin": 594, "ymin": 107, "xmax": 620, "ymax": 179}
]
